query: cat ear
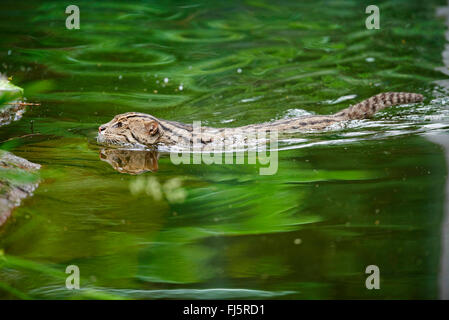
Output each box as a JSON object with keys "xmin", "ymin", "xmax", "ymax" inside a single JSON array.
[{"xmin": 145, "ymin": 120, "xmax": 159, "ymax": 135}]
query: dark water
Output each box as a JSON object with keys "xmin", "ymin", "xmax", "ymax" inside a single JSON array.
[{"xmin": 1, "ymin": 0, "xmax": 449, "ymax": 299}]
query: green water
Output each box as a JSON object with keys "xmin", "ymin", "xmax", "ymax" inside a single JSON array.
[{"xmin": 1, "ymin": 0, "xmax": 449, "ymax": 299}]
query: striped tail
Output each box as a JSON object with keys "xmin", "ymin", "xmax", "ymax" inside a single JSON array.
[{"xmin": 334, "ymin": 92, "xmax": 424, "ymax": 120}]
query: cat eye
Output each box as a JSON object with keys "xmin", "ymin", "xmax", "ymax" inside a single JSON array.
[{"xmin": 113, "ymin": 122, "xmax": 123, "ymax": 128}]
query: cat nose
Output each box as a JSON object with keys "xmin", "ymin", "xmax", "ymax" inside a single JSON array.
[{"xmin": 99, "ymin": 126, "xmax": 106, "ymax": 133}]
